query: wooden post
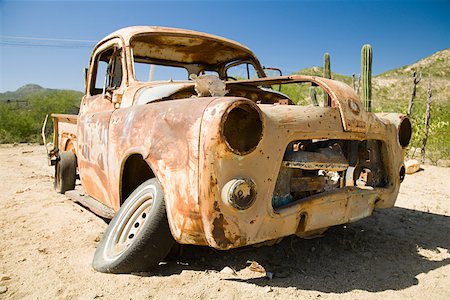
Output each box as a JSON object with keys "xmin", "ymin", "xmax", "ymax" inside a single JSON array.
[
  {"xmin": 352, "ymin": 73, "xmax": 356, "ymax": 91},
  {"xmin": 421, "ymin": 74, "xmax": 432, "ymax": 163},
  {"xmin": 357, "ymin": 74, "xmax": 361, "ymax": 96},
  {"xmin": 407, "ymin": 71, "xmax": 422, "ymax": 116}
]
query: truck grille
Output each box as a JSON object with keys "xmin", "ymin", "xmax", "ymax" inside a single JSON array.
[{"xmin": 272, "ymin": 139, "xmax": 388, "ymax": 210}]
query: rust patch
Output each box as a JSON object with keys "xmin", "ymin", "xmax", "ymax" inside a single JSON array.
[
  {"xmin": 213, "ymin": 201, "xmax": 220, "ymax": 212},
  {"xmin": 212, "ymin": 213, "xmax": 232, "ymax": 249}
]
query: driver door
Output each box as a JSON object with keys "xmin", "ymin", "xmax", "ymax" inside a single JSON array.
[{"xmin": 77, "ymin": 39, "xmax": 125, "ymax": 207}]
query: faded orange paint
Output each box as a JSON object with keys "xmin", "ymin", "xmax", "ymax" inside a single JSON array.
[{"xmin": 49, "ymin": 26, "xmax": 409, "ymax": 250}]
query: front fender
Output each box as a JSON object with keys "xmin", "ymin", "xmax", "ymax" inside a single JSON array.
[{"xmin": 107, "ymin": 97, "xmax": 217, "ymax": 245}]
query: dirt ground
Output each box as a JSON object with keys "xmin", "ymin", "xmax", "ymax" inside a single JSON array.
[{"xmin": 0, "ymin": 144, "xmax": 449, "ymax": 300}]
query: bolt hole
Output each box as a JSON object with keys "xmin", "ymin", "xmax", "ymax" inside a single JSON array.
[
  {"xmin": 134, "ymin": 222, "xmax": 139, "ymax": 228},
  {"xmin": 128, "ymin": 234, "xmax": 134, "ymax": 239},
  {"xmin": 142, "ymin": 212, "xmax": 146, "ymax": 218}
]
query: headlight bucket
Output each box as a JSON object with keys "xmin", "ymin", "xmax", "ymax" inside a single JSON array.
[
  {"xmin": 376, "ymin": 113, "xmax": 412, "ymax": 148},
  {"xmin": 398, "ymin": 117, "xmax": 412, "ymax": 147},
  {"xmin": 221, "ymin": 100, "xmax": 263, "ymax": 155}
]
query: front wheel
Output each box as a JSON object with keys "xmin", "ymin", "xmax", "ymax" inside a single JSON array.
[{"xmin": 92, "ymin": 178, "xmax": 175, "ymax": 273}]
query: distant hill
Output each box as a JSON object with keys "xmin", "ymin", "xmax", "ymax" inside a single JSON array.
[
  {"xmin": 0, "ymin": 85, "xmax": 83, "ymax": 143},
  {"xmin": 0, "ymin": 84, "xmax": 83, "ymax": 103},
  {"xmin": 0, "ymin": 84, "xmax": 45, "ymax": 101}
]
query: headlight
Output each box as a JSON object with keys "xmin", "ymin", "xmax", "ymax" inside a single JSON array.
[
  {"xmin": 221, "ymin": 178, "xmax": 257, "ymax": 210},
  {"xmin": 375, "ymin": 113, "xmax": 412, "ymax": 148},
  {"xmin": 221, "ymin": 101, "xmax": 263, "ymax": 155}
]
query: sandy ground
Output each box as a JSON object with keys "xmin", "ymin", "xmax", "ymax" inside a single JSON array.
[{"xmin": 0, "ymin": 144, "xmax": 449, "ymax": 300}]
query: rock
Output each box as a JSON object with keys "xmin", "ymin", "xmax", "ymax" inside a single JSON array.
[
  {"xmin": 220, "ymin": 266, "xmax": 236, "ymax": 275},
  {"xmin": 0, "ymin": 286, "xmax": 7, "ymax": 294},
  {"xmin": 0, "ymin": 274, "xmax": 10, "ymax": 281},
  {"xmin": 265, "ymin": 286, "xmax": 273, "ymax": 293},
  {"xmin": 247, "ymin": 260, "xmax": 265, "ymax": 273},
  {"xmin": 38, "ymin": 247, "xmax": 49, "ymax": 254},
  {"xmin": 405, "ymin": 159, "xmax": 420, "ymax": 174}
]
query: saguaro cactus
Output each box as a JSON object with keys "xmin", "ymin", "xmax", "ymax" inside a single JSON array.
[
  {"xmin": 361, "ymin": 44, "xmax": 372, "ymax": 112},
  {"xmin": 309, "ymin": 86, "xmax": 318, "ymax": 106},
  {"xmin": 323, "ymin": 52, "xmax": 331, "ymax": 106}
]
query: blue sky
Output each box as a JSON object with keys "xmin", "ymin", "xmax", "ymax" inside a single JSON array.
[{"xmin": 0, "ymin": 0, "xmax": 449, "ymax": 92}]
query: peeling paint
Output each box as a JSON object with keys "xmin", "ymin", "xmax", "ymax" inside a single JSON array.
[{"xmin": 49, "ymin": 26, "xmax": 408, "ymax": 250}]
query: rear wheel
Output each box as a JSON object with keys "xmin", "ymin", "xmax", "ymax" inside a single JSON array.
[
  {"xmin": 54, "ymin": 151, "xmax": 76, "ymax": 194},
  {"xmin": 92, "ymin": 178, "xmax": 175, "ymax": 273}
]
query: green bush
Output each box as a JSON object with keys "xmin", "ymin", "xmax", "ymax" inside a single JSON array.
[{"xmin": 0, "ymin": 88, "xmax": 81, "ymax": 144}]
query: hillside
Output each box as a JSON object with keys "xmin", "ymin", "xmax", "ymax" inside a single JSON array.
[
  {"xmin": 378, "ymin": 49, "xmax": 449, "ymax": 79},
  {"xmin": 0, "ymin": 86, "xmax": 82, "ymax": 143},
  {"xmin": 284, "ymin": 48, "xmax": 450, "ymax": 165},
  {"xmin": 288, "ymin": 49, "xmax": 449, "ymax": 109},
  {"xmin": 373, "ymin": 49, "xmax": 449, "ymax": 111}
]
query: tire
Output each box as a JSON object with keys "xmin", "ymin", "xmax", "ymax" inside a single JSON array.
[
  {"xmin": 92, "ymin": 178, "xmax": 175, "ymax": 273},
  {"xmin": 54, "ymin": 151, "xmax": 77, "ymax": 194}
]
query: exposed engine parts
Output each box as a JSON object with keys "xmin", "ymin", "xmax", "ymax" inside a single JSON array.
[{"xmin": 273, "ymin": 139, "xmax": 388, "ymax": 209}]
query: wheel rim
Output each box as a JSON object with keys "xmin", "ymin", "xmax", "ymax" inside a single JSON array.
[{"xmin": 105, "ymin": 186, "xmax": 156, "ymax": 259}]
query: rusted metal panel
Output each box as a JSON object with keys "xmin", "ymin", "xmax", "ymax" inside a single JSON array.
[
  {"xmin": 106, "ymin": 97, "xmax": 219, "ymax": 245},
  {"xmin": 227, "ymin": 75, "xmax": 367, "ymax": 133},
  {"xmin": 290, "ymin": 177, "xmax": 327, "ymax": 192},
  {"xmin": 283, "ymin": 145, "xmax": 349, "ymax": 171},
  {"xmin": 100, "ymin": 26, "xmax": 257, "ymax": 64},
  {"xmin": 197, "ymin": 97, "xmax": 404, "ymax": 249},
  {"xmin": 65, "ymin": 188, "xmax": 115, "ymax": 219},
  {"xmin": 51, "ymin": 114, "xmax": 78, "ymax": 154}
]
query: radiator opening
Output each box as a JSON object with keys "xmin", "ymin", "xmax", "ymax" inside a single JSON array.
[{"xmin": 272, "ymin": 139, "xmax": 388, "ymax": 210}]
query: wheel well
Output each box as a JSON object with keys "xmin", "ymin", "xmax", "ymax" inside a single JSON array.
[{"xmin": 120, "ymin": 154, "xmax": 155, "ymax": 205}]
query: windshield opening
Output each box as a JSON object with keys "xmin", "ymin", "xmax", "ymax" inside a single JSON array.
[{"xmin": 134, "ymin": 60, "xmax": 189, "ymax": 82}]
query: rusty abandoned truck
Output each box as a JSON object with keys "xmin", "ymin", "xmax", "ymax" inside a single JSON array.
[{"xmin": 48, "ymin": 26, "xmax": 412, "ymax": 273}]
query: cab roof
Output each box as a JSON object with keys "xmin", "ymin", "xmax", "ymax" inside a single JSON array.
[{"xmin": 96, "ymin": 26, "xmax": 259, "ymax": 66}]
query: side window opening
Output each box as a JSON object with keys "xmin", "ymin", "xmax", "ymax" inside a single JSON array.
[
  {"xmin": 226, "ymin": 62, "xmax": 258, "ymax": 80},
  {"xmin": 91, "ymin": 47, "xmax": 123, "ymax": 95}
]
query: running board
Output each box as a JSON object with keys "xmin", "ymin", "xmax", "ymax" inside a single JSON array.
[{"xmin": 65, "ymin": 187, "xmax": 115, "ymax": 219}]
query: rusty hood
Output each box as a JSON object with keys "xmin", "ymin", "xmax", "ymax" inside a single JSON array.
[{"xmin": 226, "ymin": 75, "xmax": 368, "ymax": 133}]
